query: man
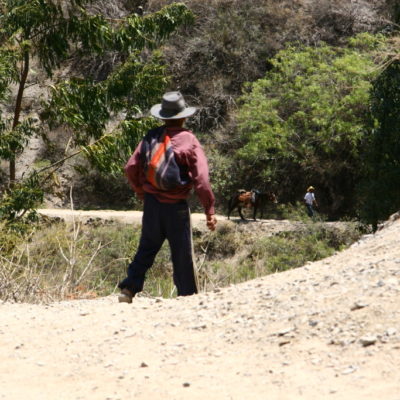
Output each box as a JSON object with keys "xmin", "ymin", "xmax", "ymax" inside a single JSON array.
[
  {"xmin": 304, "ymin": 186, "xmax": 318, "ymax": 218},
  {"xmin": 118, "ymin": 91, "xmax": 217, "ymax": 303}
]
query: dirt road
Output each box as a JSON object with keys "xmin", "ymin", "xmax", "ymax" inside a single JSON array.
[
  {"xmin": 1, "ymin": 212, "xmax": 400, "ymax": 399},
  {"xmin": 37, "ymin": 207, "xmax": 347, "ymax": 235},
  {"xmin": 38, "ymin": 208, "xmax": 205, "ymax": 225}
]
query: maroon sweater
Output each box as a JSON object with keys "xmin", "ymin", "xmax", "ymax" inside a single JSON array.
[{"xmin": 124, "ymin": 126, "xmax": 216, "ymax": 215}]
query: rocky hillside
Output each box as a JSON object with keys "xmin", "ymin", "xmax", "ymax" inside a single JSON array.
[{"xmin": 1, "ymin": 212, "xmax": 399, "ymax": 399}]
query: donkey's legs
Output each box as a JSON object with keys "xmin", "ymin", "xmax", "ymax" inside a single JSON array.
[{"xmin": 238, "ymin": 206, "xmax": 246, "ymax": 220}]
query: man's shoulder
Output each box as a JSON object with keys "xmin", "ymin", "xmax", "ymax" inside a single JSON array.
[
  {"xmin": 170, "ymin": 127, "xmax": 195, "ymax": 136},
  {"xmin": 171, "ymin": 128, "xmax": 198, "ymax": 144}
]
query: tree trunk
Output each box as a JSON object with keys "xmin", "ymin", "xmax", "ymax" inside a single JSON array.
[{"xmin": 10, "ymin": 50, "xmax": 30, "ymax": 185}]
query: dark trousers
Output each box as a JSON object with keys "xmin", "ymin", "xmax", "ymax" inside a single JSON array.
[
  {"xmin": 118, "ymin": 194, "xmax": 197, "ymax": 296},
  {"xmin": 306, "ymin": 204, "xmax": 314, "ymax": 217}
]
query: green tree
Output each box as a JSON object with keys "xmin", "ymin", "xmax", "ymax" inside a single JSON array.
[
  {"xmin": 358, "ymin": 60, "xmax": 400, "ymax": 229},
  {"xmin": 43, "ymin": 3, "xmax": 194, "ymax": 176},
  {"xmin": 386, "ymin": 0, "xmax": 400, "ymax": 24},
  {"xmin": 0, "ymin": 0, "xmax": 192, "ymax": 225},
  {"xmin": 234, "ymin": 33, "xmax": 385, "ymax": 217}
]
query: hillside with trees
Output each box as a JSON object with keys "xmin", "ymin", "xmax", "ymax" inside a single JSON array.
[{"xmin": 1, "ymin": 0, "xmax": 399, "ymax": 222}]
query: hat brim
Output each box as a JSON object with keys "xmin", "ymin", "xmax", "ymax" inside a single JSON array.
[{"xmin": 150, "ymin": 104, "xmax": 197, "ymax": 120}]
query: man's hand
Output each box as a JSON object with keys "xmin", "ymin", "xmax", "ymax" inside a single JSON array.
[{"xmin": 206, "ymin": 214, "xmax": 217, "ymax": 231}]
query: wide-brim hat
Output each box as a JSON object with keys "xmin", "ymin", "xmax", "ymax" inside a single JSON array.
[
  {"xmin": 307, "ymin": 186, "xmax": 315, "ymax": 191},
  {"xmin": 150, "ymin": 91, "xmax": 197, "ymax": 120}
]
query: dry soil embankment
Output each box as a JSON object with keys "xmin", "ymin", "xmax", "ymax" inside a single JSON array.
[{"xmin": 1, "ymin": 212, "xmax": 400, "ymax": 399}]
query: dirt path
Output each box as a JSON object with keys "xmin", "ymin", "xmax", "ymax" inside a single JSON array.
[
  {"xmin": 38, "ymin": 208, "xmax": 208, "ymax": 226},
  {"xmin": 1, "ymin": 213, "xmax": 400, "ymax": 399},
  {"xmin": 37, "ymin": 207, "xmax": 348, "ymax": 234}
]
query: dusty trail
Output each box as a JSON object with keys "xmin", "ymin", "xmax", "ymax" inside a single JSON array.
[
  {"xmin": 37, "ymin": 207, "xmax": 348, "ymax": 235},
  {"xmin": 38, "ymin": 208, "xmax": 206, "ymax": 226},
  {"xmin": 1, "ymin": 212, "xmax": 400, "ymax": 399}
]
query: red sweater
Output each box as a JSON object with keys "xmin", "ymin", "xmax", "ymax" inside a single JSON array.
[{"xmin": 124, "ymin": 126, "xmax": 216, "ymax": 215}]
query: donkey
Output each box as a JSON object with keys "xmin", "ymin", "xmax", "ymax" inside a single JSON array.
[{"xmin": 227, "ymin": 189, "xmax": 277, "ymax": 221}]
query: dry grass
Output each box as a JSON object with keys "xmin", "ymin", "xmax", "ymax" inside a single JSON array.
[
  {"xmin": 0, "ymin": 213, "xmax": 364, "ymax": 304},
  {"xmin": 0, "ymin": 219, "xmax": 129, "ymax": 303}
]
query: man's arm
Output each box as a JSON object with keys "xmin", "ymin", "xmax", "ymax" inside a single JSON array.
[{"xmin": 188, "ymin": 136, "xmax": 217, "ymax": 230}]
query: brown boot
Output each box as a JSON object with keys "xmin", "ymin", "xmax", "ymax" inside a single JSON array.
[{"xmin": 118, "ymin": 288, "xmax": 135, "ymax": 303}]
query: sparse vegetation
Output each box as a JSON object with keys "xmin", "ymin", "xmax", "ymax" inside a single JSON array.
[{"xmin": 0, "ymin": 218, "xmax": 364, "ymax": 303}]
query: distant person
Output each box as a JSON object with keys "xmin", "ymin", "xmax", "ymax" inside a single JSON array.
[
  {"xmin": 118, "ymin": 91, "xmax": 217, "ymax": 303},
  {"xmin": 304, "ymin": 186, "xmax": 318, "ymax": 218}
]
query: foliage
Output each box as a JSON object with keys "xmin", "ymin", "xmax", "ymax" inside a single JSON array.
[
  {"xmin": 234, "ymin": 33, "xmax": 386, "ymax": 218},
  {"xmin": 0, "ymin": 221, "xmax": 25, "ymax": 254},
  {"xmin": 0, "ymin": 47, "xmax": 18, "ymax": 99},
  {"xmin": 206, "ymin": 148, "xmax": 237, "ymax": 207},
  {"xmin": 358, "ymin": 60, "xmax": 400, "ymax": 229},
  {"xmin": 83, "ymin": 119, "xmax": 154, "ymax": 176},
  {"xmin": 0, "ymin": 117, "xmax": 40, "ymax": 159},
  {"xmin": 44, "ymin": 52, "xmax": 167, "ymax": 173},
  {"xmin": 42, "ymin": 4, "xmax": 193, "ymax": 173},
  {"xmin": 0, "ymin": 0, "xmax": 116, "ymax": 182},
  {"xmin": 0, "ymin": 174, "xmax": 43, "ymax": 231},
  {"xmin": 245, "ymin": 233, "xmax": 333, "ymax": 273}
]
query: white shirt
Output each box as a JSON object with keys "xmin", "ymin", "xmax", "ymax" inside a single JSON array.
[{"xmin": 304, "ymin": 192, "xmax": 315, "ymax": 205}]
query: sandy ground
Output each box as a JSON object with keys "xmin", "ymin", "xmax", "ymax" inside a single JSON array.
[{"xmin": 1, "ymin": 212, "xmax": 400, "ymax": 399}]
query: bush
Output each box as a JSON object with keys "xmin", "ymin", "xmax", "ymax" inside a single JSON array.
[
  {"xmin": 245, "ymin": 234, "xmax": 333, "ymax": 273},
  {"xmin": 0, "ymin": 222, "xmax": 25, "ymax": 255}
]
